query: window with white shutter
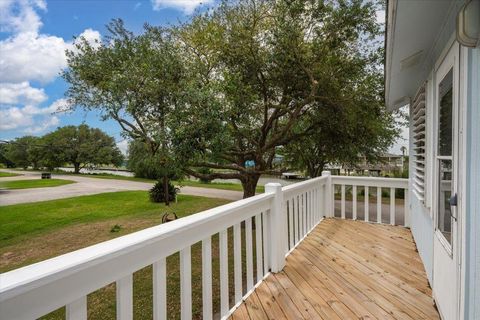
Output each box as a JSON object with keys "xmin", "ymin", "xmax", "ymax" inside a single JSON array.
[{"xmin": 412, "ymin": 84, "xmax": 426, "ymax": 202}]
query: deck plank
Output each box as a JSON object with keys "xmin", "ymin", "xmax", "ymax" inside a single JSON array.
[{"xmin": 229, "ymin": 218, "xmax": 439, "ymax": 320}]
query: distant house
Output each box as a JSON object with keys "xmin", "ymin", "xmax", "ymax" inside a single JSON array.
[{"xmin": 325, "ymin": 152, "xmax": 406, "ymax": 176}]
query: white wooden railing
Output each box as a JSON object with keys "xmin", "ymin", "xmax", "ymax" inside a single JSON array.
[
  {"xmin": 331, "ymin": 175, "xmax": 409, "ymax": 226},
  {"xmin": 0, "ymin": 172, "xmax": 407, "ymax": 320}
]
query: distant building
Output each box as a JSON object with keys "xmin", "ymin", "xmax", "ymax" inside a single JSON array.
[{"xmin": 325, "ymin": 153, "xmax": 406, "ymax": 176}]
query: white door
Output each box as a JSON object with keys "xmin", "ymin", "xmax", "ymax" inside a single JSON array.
[{"xmin": 432, "ymin": 41, "xmax": 461, "ymax": 320}]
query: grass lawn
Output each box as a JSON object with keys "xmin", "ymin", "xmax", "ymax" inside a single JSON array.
[
  {"xmin": 0, "ymin": 171, "xmax": 20, "ymax": 177},
  {"xmin": 49, "ymin": 170, "xmax": 265, "ymax": 193},
  {"xmin": 0, "ymin": 178, "xmax": 75, "ymax": 190},
  {"xmin": 0, "ymin": 191, "xmax": 255, "ymax": 319},
  {"xmin": 175, "ymin": 179, "xmax": 265, "ymax": 193}
]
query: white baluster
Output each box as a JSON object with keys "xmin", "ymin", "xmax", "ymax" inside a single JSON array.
[
  {"xmin": 66, "ymin": 296, "xmax": 87, "ymax": 320},
  {"xmin": 262, "ymin": 211, "xmax": 270, "ymax": 275},
  {"xmin": 116, "ymin": 275, "xmax": 133, "ymax": 320},
  {"xmin": 390, "ymin": 188, "xmax": 396, "ymax": 225},
  {"xmin": 288, "ymin": 200, "xmax": 294, "ymax": 249},
  {"xmin": 293, "ymin": 197, "xmax": 299, "ymax": 244},
  {"xmin": 352, "ymin": 185, "xmax": 357, "ymax": 220},
  {"xmin": 202, "ymin": 238, "xmax": 212, "ymax": 320},
  {"xmin": 180, "ymin": 247, "xmax": 191, "ymax": 320},
  {"xmin": 233, "ymin": 223, "xmax": 242, "ymax": 301},
  {"xmin": 245, "ymin": 218, "xmax": 254, "ymax": 290},
  {"xmin": 255, "ymin": 214, "xmax": 264, "ymax": 281},
  {"xmin": 219, "ymin": 230, "xmax": 229, "ymax": 316},
  {"xmin": 153, "ymin": 258, "xmax": 166, "ymax": 320},
  {"xmin": 341, "ymin": 184, "xmax": 346, "ymax": 219},
  {"xmin": 377, "ymin": 187, "xmax": 382, "ymax": 223},
  {"xmin": 364, "ymin": 186, "xmax": 369, "ymax": 222}
]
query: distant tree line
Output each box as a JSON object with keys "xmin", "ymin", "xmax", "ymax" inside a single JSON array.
[
  {"xmin": 63, "ymin": 0, "xmax": 398, "ymax": 201},
  {"xmin": 1, "ymin": 124, "xmax": 123, "ymax": 173}
]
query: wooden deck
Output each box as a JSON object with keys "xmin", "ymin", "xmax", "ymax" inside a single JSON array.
[{"xmin": 229, "ymin": 219, "xmax": 440, "ymax": 320}]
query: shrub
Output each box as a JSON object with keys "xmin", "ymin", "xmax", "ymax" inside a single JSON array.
[
  {"xmin": 110, "ymin": 224, "xmax": 122, "ymax": 233},
  {"xmin": 149, "ymin": 180, "xmax": 179, "ymax": 203},
  {"xmin": 197, "ymin": 167, "xmax": 213, "ymax": 183}
]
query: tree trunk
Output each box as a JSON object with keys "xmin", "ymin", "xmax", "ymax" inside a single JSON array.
[
  {"xmin": 163, "ymin": 175, "xmax": 170, "ymax": 206},
  {"xmin": 74, "ymin": 163, "xmax": 81, "ymax": 174},
  {"xmin": 308, "ymin": 162, "xmax": 325, "ymax": 178},
  {"xmin": 241, "ymin": 174, "xmax": 261, "ymax": 198}
]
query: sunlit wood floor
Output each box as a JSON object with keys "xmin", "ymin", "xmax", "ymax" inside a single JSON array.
[{"xmin": 229, "ymin": 218, "xmax": 440, "ymax": 320}]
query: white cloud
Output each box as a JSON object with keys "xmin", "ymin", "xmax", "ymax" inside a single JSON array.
[
  {"xmin": 116, "ymin": 139, "xmax": 129, "ymax": 155},
  {"xmin": 0, "ymin": 107, "xmax": 34, "ymax": 130},
  {"xmin": 0, "ymin": 32, "xmax": 70, "ymax": 84},
  {"xmin": 0, "ymin": 1, "xmax": 102, "ymax": 84},
  {"xmin": 151, "ymin": 0, "xmax": 214, "ymax": 14},
  {"xmin": 0, "ymin": 98, "xmax": 65, "ymax": 132},
  {"xmin": 24, "ymin": 115, "xmax": 59, "ymax": 134},
  {"xmin": 0, "ymin": 0, "xmax": 101, "ymax": 136},
  {"xmin": 0, "ymin": 82, "xmax": 47, "ymax": 105},
  {"xmin": 0, "ymin": 0, "xmax": 46, "ymax": 34},
  {"xmin": 76, "ymin": 28, "xmax": 101, "ymax": 49}
]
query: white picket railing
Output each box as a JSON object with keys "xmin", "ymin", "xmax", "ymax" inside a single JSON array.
[
  {"xmin": 331, "ymin": 176, "xmax": 410, "ymax": 226},
  {"xmin": 0, "ymin": 172, "xmax": 407, "ymax": 320}
]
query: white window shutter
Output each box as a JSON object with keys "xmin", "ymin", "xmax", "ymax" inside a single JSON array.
[{"xmin": 412, "ymin": 83, "xmax": 426, "ymax": 202}]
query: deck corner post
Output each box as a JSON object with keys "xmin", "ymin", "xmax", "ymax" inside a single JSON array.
[
  {"xmin": 265, "ymin": 182, "xmax": 286, "ymax": 273},
  {"xmin": 322, "ymin": 171, "xmax": 333, "ymax": 218}
]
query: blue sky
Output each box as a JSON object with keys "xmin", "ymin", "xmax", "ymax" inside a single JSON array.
[
  {"xmin": 0, "ymin": 0, "xmax": 214, "ymax": 153},
  {"xmin": 0, "ymin": 0, "xmax": 406, "ymax": 154}
]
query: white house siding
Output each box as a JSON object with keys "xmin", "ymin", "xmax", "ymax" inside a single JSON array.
[
  {"xmin": 409, "ymin": 110, "xmax": 434, "ymax": 283},
  {"xmin": 465, "ymin": 46, "xmax": 480, "ymax": 320}
]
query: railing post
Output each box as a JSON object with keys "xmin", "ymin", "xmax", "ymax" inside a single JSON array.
[
  {"xmin": 265, "ymin": 183, "xmax": 286, "ymax": 273},
  {"xmin": 322, "ymin": 171, "xmax": 332, "ymax": 218},
  {"xmin": 404, "ymin": 188, "xmax": 410, "ymax": 227}
]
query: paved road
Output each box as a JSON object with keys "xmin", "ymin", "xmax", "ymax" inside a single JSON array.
[
  {"xmin": 0, "ymin": 170, "xmax": 243, "ymax": 206},
  {"xmin": 0, "ymin": 171, "xmax": 407, "ymax": 224}
]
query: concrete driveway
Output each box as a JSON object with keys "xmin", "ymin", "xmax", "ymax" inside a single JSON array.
[{"xmin": 0, "ymin": 170, "xmax": 243, "ymax": 206}]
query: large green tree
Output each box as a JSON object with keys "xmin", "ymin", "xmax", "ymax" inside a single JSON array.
[
  {"xmin": 3, "ymin": 136, "xmax": 43, "ymax": 169},
  {"xmin": 42, "ymin": 124, "xmax": 123, "ymax": 173},
  {"xmin": 173, "ymin": 0, "xmax": 394, "ymax": 197},
  {"xmin": 63, "ymin": 20, "xmax": 192, "ymax": 204}
]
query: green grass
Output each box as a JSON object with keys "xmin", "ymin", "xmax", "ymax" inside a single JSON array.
[
  {"xmin": 175, "ymin": 179, "xmax": 265, "ymax": 193},
  {"xmin": 44, "ymin": 170, "xmax": 266, "ymax": 193},
  {"xmin": 0, "ymin": 192, "xmax": 227, "ymax": 248},
  {"xmin": 0, "ymin": 192, "xmax": 247, "ymax": 319},
  {"xmin": 0, "ymin": 179, "xmax": 75, "ymax": 190},
  {"xmin": 0, "ymin": 171, "xmax": 20, "ymax": 177}
]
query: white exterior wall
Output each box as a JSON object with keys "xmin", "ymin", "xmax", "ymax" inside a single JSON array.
[
  {"xmin": 464, "ymin": 46, "xmax": 480, "ymax": 320},
  {"xmin": 408, "ymin": 104, "xmax": 434, "ymax": 283},
  {"xmin": 407, "ymin": 35, "xmax": 479, "ymax": 320}
]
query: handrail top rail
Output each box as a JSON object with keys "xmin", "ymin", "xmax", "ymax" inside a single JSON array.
[
  {"xmin": 282, "ymin": 175, "xmax": 328, "ymax": 194},
  {"xmin": 331, "ymin": 175, "xmax": 408, "ymax": 188},
  {"xmin": 0, "ymin": 191, "xmax": 275, "ymax": 299}
]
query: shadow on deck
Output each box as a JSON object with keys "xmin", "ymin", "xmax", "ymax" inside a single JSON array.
[{"xmin": 229, "ymin": 219, "xmax": 440, "ymax": 320}]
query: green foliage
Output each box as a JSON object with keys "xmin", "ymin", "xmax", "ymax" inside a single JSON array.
[
  {"xmin": 172, "ymin": 0, "xmax": 395, "ymax": 196},
  {"xmin": 127, "ymin": 140, "xmax": 181, "ymax": 180},
  {"xmin": 197, "ymin": 167, "xmax": 213, "ymax": 183},
  {"xmin": 1, "ymin": 125, "xmax": 122, "ymax": 172},
  {"xmin": 0, "ymin": 179, "xmax": 75, "ymax": 190},
  {"xmin": 110, "ymin": 224, "xmax": 122, "ymax": 233},
  {"xmin": 0, "ymin": 192, "xmax": 228, "ymax": 249},
  {"xmin": 149, "ymin": 180, "xmax": 179, "ymax": 203},
  {"xmin": 2, "ymin": 136, "xmax": 43, "ymax": 169},
  {"xmin": 63, "ymin": 1, "xmax": 398, "ymax": 199},
  {"xmin": 41, "ymin": 124, "xmax": 124, "ymax": 173}
]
